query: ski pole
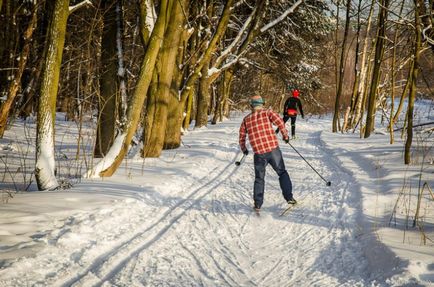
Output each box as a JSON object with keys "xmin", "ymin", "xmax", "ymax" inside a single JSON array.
[
  {"xmin": 286, "ymin": 141, "xmax": 332, "ymax": 186},
  {"xmin": 235, "ymin": 153, "xmax": 247, "ymax": 166}
]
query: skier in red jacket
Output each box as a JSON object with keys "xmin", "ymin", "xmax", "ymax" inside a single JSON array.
[
  {"xmin": 239, "ymin": 95, "xmax": 297, "ymax": 212},
  {"xmin": 276, "ymin": 89, "xmax": 304, "ymax": 139}
]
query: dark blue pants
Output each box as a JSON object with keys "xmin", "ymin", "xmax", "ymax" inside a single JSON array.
[{"xmin": 253, "ymin": 147, "xmax": 293, "ymax": 208}]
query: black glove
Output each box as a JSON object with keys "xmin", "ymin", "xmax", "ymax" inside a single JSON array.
[
  {"xmin": 243, "ymin": 149, "xmax": 249, "ymax": 156},
  {"xmin": 284, "ymin": 137, "xmax": 290, "ymax": 143}
]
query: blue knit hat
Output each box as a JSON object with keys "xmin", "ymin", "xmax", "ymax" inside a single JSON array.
[{"xmin": 250, "ymin": 95, "xmax": 264, "ymax": 107}]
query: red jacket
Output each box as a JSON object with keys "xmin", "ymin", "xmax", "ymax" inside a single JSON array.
[{"xmin": 283, "ymin": 96, "xmax": 304, "ymax": 117}]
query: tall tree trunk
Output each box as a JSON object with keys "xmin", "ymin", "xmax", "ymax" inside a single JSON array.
[
  {"xmin": 364, "ymin": 0, "xmax": 389, "ymax": 138},
  {"xmin": 182, "ymin": 88, "xmax": 194, "ymax": 130},
  {"xmin": 405, "ymin": 2, "xmax": 422, "ymax": 164},
  {"xmin": 164, "ymin": 13, "xmax": 191, "ymax": 149},
  {"xmin": 357, "ymin": 46, "xmax": 375, "ymax": 137},
  {"xmin": 392, "ymin": 60, "xmax": 413, "ymax": 124},
  {"xmin": 195, "ymin": 60, "xmax": 211, "ymax": 127},
  {"xmin": 35, "ymin": 0, "xmax": 70, "ymax": 190},
  {"xmin": 351, "ymin": 0, "xmax": 375, "ymax": 129},
  {"xmin": 164, "ymin": 92, "xmax": 185, "ymax": 149},
  {"xmin": 388, "ymin": 0, "xmax": 405, "ymax": 144},
  {"xmin": 212, "ymin": 68, "xmax": 233, "ymax": 124},
  {"xmin": 347, "ymin": 0, "xmax": 363, "ymax": 130},
  {"xmin": 332, "ymin": 0, "xmax": 351, "ymax": 133},
  {"xmin": 86, "ymin": 0, "xmax": 169, "ymax": 177},
  {"xmin": 94, "ymin": 0, "xmax": 120, "ymax": 157},
  {"xmin": 143, "ymin": 0, "xmax": 183, "ymax": 156},
  {"xmin": 142, "ymin": 69, "xmax": 159, "ymax": 156},
  {"xmin": 0, "ymin": 4, "xmax": 38, "ymax": 137}
]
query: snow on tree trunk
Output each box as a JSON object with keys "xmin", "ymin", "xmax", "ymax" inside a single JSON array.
[
  {"xmin": 116, "ymin": 1, "xmax": 127, "ymax": 121},
  {"xmin": 85, "ymin": 133, "xmax": 127, "ymax": 178},
  {"xmin": 35, "ymin": 0, "xmax": 70, "ymax": 190},
  {"xmin": 94, "ymin": 0, "xmax": 119, "ymax": 158},
  {"xmin": 85, "ymin": 0, "xmax": 169, "ymax": 177}
]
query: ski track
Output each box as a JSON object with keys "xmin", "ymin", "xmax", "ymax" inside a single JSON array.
[
  {"xmin": 0, "ymin": 118, "xmax": 401, "ymax": 287},
  {"xmin": 53, "ymin": 156, "xmax": 244, "ymax": 287},
  {"xmin": 116, "ymin": 122, "xmax": 372, "ymax": 286}
]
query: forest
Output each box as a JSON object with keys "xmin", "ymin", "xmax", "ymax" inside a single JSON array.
[{"xmin": 0, "ymin": 0, "xmax": 433, "ymax": 191}]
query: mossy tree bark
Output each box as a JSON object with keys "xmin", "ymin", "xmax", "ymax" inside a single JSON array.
[
  {"xmin": 143, "ymin": 0, "xmax": 184, "ymax": 157},
  {"xmin": 35, "ymin": 0, "xmax": 70, "ymax": 190},
  {"xmin": 87, "ymin": 0, "xmax": 169, "ymax": 177}
]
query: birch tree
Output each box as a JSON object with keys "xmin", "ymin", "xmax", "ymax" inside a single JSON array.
[{"xmin": 350, "ymin": 0, "xmax": 375, "ymax": 130}]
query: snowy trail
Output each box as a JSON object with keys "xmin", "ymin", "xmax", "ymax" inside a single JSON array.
[
  {"xmin": 55, "ymin": 157, "xmax": 243, "ymax": 286},
  {"xmin": 0, "ymin": 115, "xmax": 414, "ymax": 287},
  {"xmin": 94, "ymin": 120, "xmax": 370, "ymax": 286}
]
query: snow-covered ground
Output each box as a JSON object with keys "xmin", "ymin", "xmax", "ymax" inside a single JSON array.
[{"xmin": 0, "ymin": 103, "xmax": 433, "ymax": 286}]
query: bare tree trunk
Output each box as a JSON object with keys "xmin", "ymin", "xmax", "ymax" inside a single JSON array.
[
  {"xmin": 86, "ymin": 0, "xmax": 169, "ymax": 177},
  {"xmin": 393, "ymin": 60, "xmax": 413, "ymax": 124},
  {"xmin": 195, "ymin": 61, "xmax": 211, "ymax": 127},
  {"xmin": 0, "ymin": 4, "xmax": 38, "ymax": 137},
  {"xmin": 351, "ymin": 0, "xmax": 375, "ymax": 129},
  {"xmin": 94, "ymin": 0, "xmax": 120, "ymax": 157},
  {"xmin": 143, "ymin": 0, "xmax": 184, "ymax": 156},
  {"xmin": 142, "ymin": 69, "xmax": 159, "ymax": 157},
  {"xmin": 364, "ymin": 0, "xmax": 389, "ymax": 138},
  {"xmin": 405, "ymin": 1, "xmax": 422, "ymax": 164},
  {"xmin": 212, "ymin": 68, "xmax": 233, "ymax": 124},
  {"xmin": 178, "ymin": 0, "xmax": 235, "ymax": 120},
  {"xmin": 389, "ymin": 0, "xmax": 405, "ymax": 144},
  {"xmin": 164, "ymin": 93, "xmax": 184, "ymax": 149},
  {"xmin": 182, "ymin": 88, "xmax": 194, "ymax": 130},
  {"xmin": 35, "ymin": 0, "xmax": 70, "ymax": 190},
  {"xmin": 332, "ymin": 0, "xmax": 351, "ymax": 133}
]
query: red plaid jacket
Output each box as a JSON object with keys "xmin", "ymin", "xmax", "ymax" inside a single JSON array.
[{"xmin": 239, "ymin": 108, "xmax": 289, "ymax": 154}]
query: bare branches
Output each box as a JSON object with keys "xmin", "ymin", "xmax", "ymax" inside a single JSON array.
[{"xmin": 69, "ymin": 0, "xmax": 93, "ymax": 14}]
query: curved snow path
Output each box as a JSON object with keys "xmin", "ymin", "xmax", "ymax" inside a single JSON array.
[
  {"xmin": 59, "ymin": 120, "xmax": 375, "ymax": 286},
  {"xmin": 0, "ymin": 116, "xmax": 406, "ymax": 286}
]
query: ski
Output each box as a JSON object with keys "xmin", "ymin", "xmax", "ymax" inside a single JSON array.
[{"xmin": 279, "ymin": 202, "xmax": 299, "ymax": 216}]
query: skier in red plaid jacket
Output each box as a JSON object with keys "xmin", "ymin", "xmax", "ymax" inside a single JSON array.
[{"xmin": 239, "ymin": 95, "xmax": 297, "ymax": 211}]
